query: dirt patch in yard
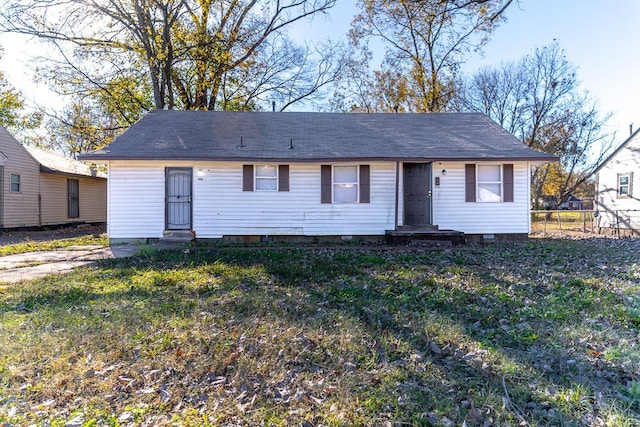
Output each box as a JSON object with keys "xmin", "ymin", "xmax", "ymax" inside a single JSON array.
[
  {"xmin": 0, "ymin": 224, "xmax": 106, "ymax": 245},
  {"xmin": 0, "ymin": 246, "xmax": 115, "ymax": 283}
]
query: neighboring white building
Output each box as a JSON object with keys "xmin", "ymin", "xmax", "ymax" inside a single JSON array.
[
  {"xmin": 81, "ymin": 111, "xmax": 556, "ymax": 242},
  {"xmin": 595, "ymin": 129, "xmax": 640, "ymax": 235}
]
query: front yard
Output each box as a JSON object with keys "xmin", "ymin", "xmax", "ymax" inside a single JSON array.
[{"xmin": 1, "ymin": 238, "xmax": 639, "ymax": 426}]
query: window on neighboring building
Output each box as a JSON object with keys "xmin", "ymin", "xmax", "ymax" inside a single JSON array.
[
  {"xmin": 10, "ymin": 174, "xmax": 20, "ymax": 193},
  {"xmin": 618, "ymin": 173, "xmax": 632, "ymax": 197}
]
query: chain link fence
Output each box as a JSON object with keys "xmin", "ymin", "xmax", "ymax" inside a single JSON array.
[
  {"xmin": 531, "ymin": 210, "xmax": 596, "ymax": 235},
  {"xmin": 594, "ymin": 209, "xmax": 640, "ymax": 237},
  {"xmin": 531, "ymin": 210, "xmax": 640, "ymax": 237}
]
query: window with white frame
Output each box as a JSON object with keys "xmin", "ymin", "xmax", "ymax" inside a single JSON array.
[
  {"xmin": 10, "ymin": 174, "xmax": 20, "ymax": 193},
  {"xmin": 618, "ymin": 173, "xmax": 631, "ymax": 197},
  {"xmin": 333, "ymin": 165, "xmax": 358, "ymax": 203},
  {"xmin": 477, "ymin": 165, "xmax": 502, "ymax": 202},
  {"xmin": 255, "ymin": 164, "xmax": 278, "ymax": 191}
]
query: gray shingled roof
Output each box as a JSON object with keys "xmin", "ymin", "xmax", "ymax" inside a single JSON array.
[
  {"xmin": 25, "ymin": 146, "xmax": 106, "ymax": 178},
  {"xmin": 80, "ymin": 110, "xmax": 556, "ymax": 162}
]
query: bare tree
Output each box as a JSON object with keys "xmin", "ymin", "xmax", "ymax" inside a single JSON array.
[
  {"xmin": 0, "ymin": 0, "xmax": 338, "ymax": 111},
  {"xmin": 457, "ymin": 43, "xmax": 615, "ymax": 207},
  {"xmin": 452, "ymin": 60, "xmax": 530, "ymax": 134},
  {"xmin": 1, "ymin": 0, "xmax": 341, "ymax": 152}
]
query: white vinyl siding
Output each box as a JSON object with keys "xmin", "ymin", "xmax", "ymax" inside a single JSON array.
[
  {"xmin": 106, "ymin": 160, "xmax": 535, "ymax": 239},
  {"xmin": 107, "ymin": 164, "xmax": 166, "ymax": 238},
  {"xmin": 196, "ymin": 162, "xmax": 393, "ymax": 237},
  {"xmin": 108, "ymin": 161, "xmax": 397, "ymax": 238},
  {"xmin": 596, "ymin": 133, "xmax": 640, "ymax": 229},
  {"xmin": 431, "ymin": 162, "xmax": 531, "ymax": 234}
]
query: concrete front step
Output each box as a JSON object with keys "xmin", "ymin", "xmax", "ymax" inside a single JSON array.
[
  {"xmin": 396, "ymin": 224, "xmax": 439, "ymax": 231},
  {"xmin": 385, "ymin": 228, "xmax": 466, "ymax": 245},
  {"xmin": 162, "ymin": 230, "xmax": 195, "ymax": 242}
]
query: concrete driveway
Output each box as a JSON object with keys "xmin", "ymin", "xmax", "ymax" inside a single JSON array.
[{"xmin": 0, "ymin": 244, "xmax": 140, "ymax": 283}]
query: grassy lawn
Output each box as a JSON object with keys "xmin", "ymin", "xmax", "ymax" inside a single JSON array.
[{"xmin": 1, "ymin": 239, "xmax": 639, "ymax": 426}]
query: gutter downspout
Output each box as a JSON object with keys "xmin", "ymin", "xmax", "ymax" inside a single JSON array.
[
  {"xmin": 38, "ymin": 171, "xmax": 42, "ymax": 226},
  {"xmin": 527, "ymin": 162, "xmax": 531, "ymax": 233},
  {"xmin": 106, "ymin": 161, "xmax": 110, "ymax": 238},
  {"xmin": 394, "ymin": 161, "xmax": 400, "ymax": 230}
]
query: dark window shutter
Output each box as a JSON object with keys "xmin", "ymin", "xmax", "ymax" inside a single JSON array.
[
  {"xmin": 242, "ymin": 165, "xmax": 253, "ymax": 191},
  {"xmin": 321, "ymin": 165, "xmax": 331, "ymax": 203},
  {"xmin": 503, "ymin": 164, "xmax": 514, "ymax": 202},
  {"xmin": 465, "ymin": 164, "xmax": 476, "ymax": 202},
  {"xmin": 278, "ymin": 165, "xmax": 289, "ymax": 192},
  {"xmin": 359, "ymin": 165, "xmax": 370, "ymax": 203}
]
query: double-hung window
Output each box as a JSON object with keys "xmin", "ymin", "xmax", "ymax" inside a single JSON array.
[
  {"xmin": 10, "ymin": 174, "xmax": 20, "ymax": 193},
  {"xmin": 255, "ymin": 165, "xmax": 278, "ymax": 191},
  {"xmin": 333, "ymin": 165, "xmax": 359, "ymax": 203},
  {"xmin": 477, "ymin": 165, "xmax": 502, "ymax": 202},
  {"xmin": 242, "ymin": 164, "xmax": 289, "ymax": 192},
  {"xmin": 465, "ymin": 164, "xmax": 514, "ymax": 203},
  {"xmin": 618, "ymin": 173, "xmax": 632, "ymax": 197},
  {"xmin": 321, "ymin": 164, "xmax": 370, "ymax": 204}
]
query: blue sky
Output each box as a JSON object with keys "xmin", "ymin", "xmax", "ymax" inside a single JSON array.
[
  {"xmin": 1, "ymin": 0, "xmax": 638, "ymax": 146},
  {"xmin": 292, "ymin": 0, "xmax": 640, "ymax": 146},
  {"xmin": 468, "ymin": 0, "xmax": 640, "ymax": 145}
]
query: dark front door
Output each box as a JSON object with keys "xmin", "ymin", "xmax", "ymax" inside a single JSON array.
[
  {"xmin": 403, "ymin": 163, "xmax": 432, "ymax": 226},
  {"xmin": 67, "ymin": 179, "xmax": 79, "ymax": 219},
  {"xmin": 166, "ymin": 168, "xmax": 192, "ymax": 230}
]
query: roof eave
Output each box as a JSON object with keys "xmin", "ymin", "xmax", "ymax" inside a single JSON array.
[
  {"xmin": 77, "ymin": 155, "xmax": 559, "ymax": 163},
  {"xmin": 39, "ymin": 164, "xmax": 107, "ymax": 179},
  {"xmin": 593, "ymin": 127, "xmax": 640, "ymax": 174}
]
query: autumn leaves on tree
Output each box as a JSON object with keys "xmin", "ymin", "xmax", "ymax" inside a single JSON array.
[
  {"xmin": 1, "ymin": 0, "xmax": 345, "ymax": 153},
  {"xmin": 337, "ymin": 0, "xmax": 515, "ymax": 113},
  {"xmin": 0, "ymin": 0, "xmax": 614, "ymax": 205}
]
